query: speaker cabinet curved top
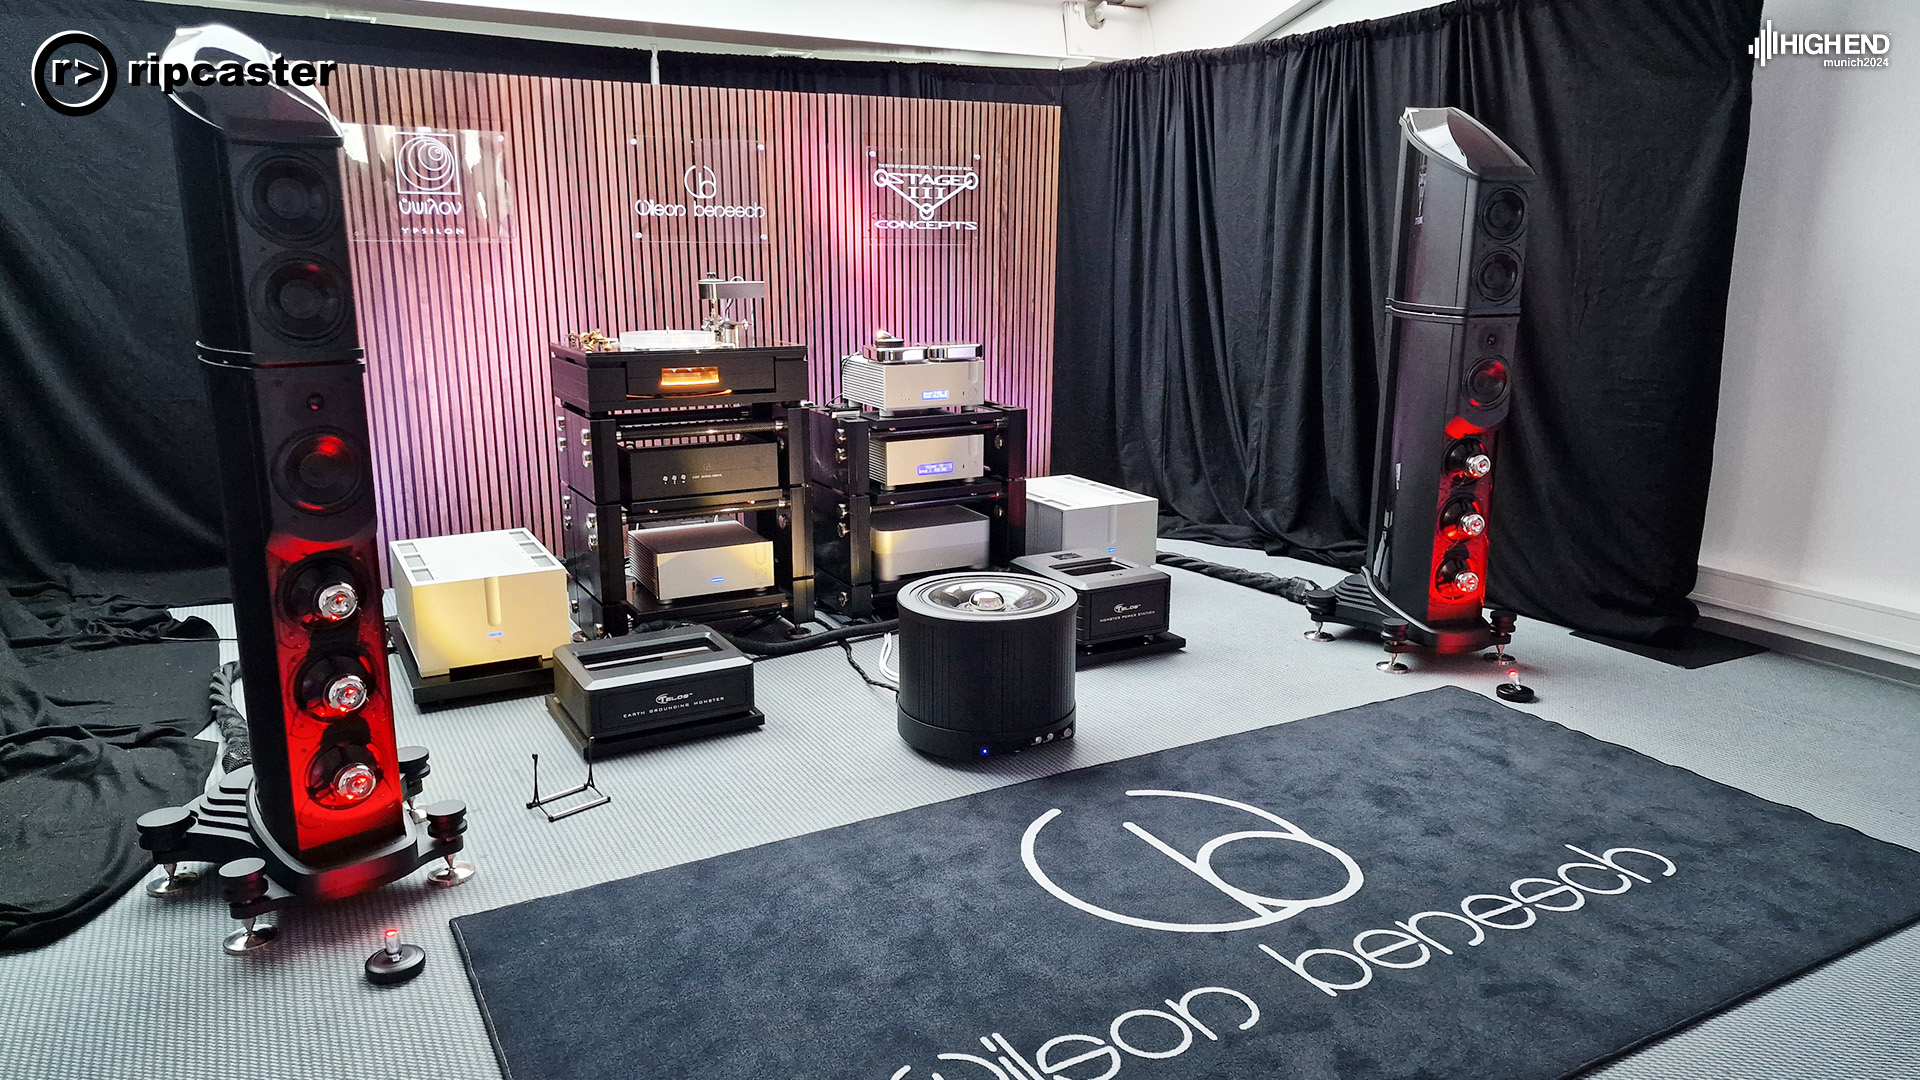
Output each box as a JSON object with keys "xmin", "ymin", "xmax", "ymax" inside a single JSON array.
[
  {"xmin": 166, "ymin": 29, "xmax": 401, "ymax": 867},
  {"xmin": 166, "ymin": 27, "xmax": 360, "ymax": 369},
  {"xmin": 1366, "ymin": 108, "xmax": 1536, "ymax": 647}
]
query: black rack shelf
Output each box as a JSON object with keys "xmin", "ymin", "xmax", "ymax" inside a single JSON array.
[
  {"xmin": 804, "ymin": 400, "xmax": 1027, "ymax": 617},
  {"xmin": 551, "ymin": 341, "xmax": 813, "ymax": 637}
]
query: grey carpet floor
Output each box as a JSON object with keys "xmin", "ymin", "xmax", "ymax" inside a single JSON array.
[{"xmin": 2, "ymin": 539, "xmax": 1916, "ymax": 1080}]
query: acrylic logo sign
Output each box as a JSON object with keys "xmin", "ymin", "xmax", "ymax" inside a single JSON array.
[
  {"xmin": 871, "ymin": 151, "xmax": 983, "ymax": 236},
  {"xmin": 339, "ymin": 125, "xmax": 513, "ymax": 242},
  {"xmin": 1021, "ymin": 790, "xmax": 1366, "ymax": 933}
]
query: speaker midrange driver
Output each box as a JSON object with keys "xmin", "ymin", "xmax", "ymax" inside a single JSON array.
[{"xmin": 895, "ymin": 573, "xmax": 1077, "ymax": 759}]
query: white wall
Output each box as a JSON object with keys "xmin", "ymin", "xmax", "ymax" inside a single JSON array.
[
  {"xmin": 1269, "ymin": 0, "xmax": 1431, "ymax": 38},
  {"xmin": 1149, "ymin": 0, "xmax": 1330, "ymax": 53},
  {"xmin": 1694, "ymin": 0, "xmax": 1920, "ymax": 666},
  {"xmin": 168, "ymin": 0, "xmax": 1324, "ymax": 64},
  {"xmin": 161, "ymin": 0, "xmax": 1136, "ymax": 65}
]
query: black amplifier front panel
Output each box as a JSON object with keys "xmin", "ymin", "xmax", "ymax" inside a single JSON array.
[
  {"xmin": 624, "ymin": 440, "xmax": 783, "ymax": 502},
  {"xmin": 1076, "ymin": 576, "xmax": 1172, "ymax": 643}
]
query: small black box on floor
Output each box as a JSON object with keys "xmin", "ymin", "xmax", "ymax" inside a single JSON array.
[
  {"xmin": 550, "ymin": 627, "xmax": 761, "ymax": 757},
  {"xmin": 1011, "ymin": 551, "xmax": 1185, "ymax": 666}
]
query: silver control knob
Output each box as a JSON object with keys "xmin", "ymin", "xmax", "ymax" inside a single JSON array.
[
  {"xmin": 1453, "ymin": 571, "xmax": 1482, "ymax": 594},
  {"xmin": 316, "ymin": 582, "xmax": 359, "ymax": 621},
  {"xmin": 1458, "ymin": 513, "xmax": 1487, "ymax": 538},
  {"xmin": 327, "ymin": 674, "xmax": 369, "ymax": 712},
  {"xmin": 1464, "ymin": 454, "xmax": 1492, "ymax": 478},
  {"xmin": 333, "ymin": 763, "xmax": 376, "ymax": 802}
]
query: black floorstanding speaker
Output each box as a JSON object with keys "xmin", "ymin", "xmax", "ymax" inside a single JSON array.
[
  {"xmin": 1307, "ymin": 107, "xmax": 1536, "ymax": 655},
  {"xmin": 135, "ymin": 27, "xmax": 468, "ymax": 936}
]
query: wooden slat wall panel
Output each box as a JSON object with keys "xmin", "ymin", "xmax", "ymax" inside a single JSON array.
[{"xmin": 324, "ymin": 67, "xmax": 1059, "ymax": 572}]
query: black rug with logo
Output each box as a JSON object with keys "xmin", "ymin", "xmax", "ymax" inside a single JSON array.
[{"xmin": 452, "ymin": 687, "xmax": 1920, "ymax": 1080}]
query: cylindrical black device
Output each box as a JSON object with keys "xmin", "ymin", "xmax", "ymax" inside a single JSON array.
[{"xmin": 895, "ymin": 573, "xmax": 1077, "ymax": 759}]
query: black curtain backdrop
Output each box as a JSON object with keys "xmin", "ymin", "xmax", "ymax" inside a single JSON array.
[
  {"xmin": 0, "ymin": 0, "xmax": 1761, "ymax": 641},
  {"xmin": 0, "ymin": 0, "xmax": 656, "ymax": 585},
  {"xmin": 664, "ymin": 0, "xmax": 1764, "ymax": 642}
]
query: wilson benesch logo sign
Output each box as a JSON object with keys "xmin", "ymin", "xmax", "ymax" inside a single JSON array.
[{"xmin": 885, "ymin": 789, "xmax": 1679, "ymax": 1080}]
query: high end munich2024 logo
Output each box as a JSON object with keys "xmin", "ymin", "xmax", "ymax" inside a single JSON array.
[{"xmin": 873, "ymin": 155, "xmax": 982, "ymax": 232}]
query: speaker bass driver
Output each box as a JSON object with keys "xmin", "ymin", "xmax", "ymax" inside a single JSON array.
[{"xmin": 894, "ymin": 573, "xmax": 1077, "ymax": 759}]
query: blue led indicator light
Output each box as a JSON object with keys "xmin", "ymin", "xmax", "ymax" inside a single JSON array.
[
  {"xmin": 921, "ymin": 389, "xmax": 950, "ymax": 401},
  {"xmin": 979, "ymin": 748, "xmax": 990, "ymax": 756},
  {"xmin": 917, "ymin": 461, "xmax": 956, "ymax": 476},
  {"xmin": 711, "ymin": 576, "xmax": 725, "ymax": 583},
  {"xmin": 487, "ymin": 631, "xmax": 504, "ymax": 637}
]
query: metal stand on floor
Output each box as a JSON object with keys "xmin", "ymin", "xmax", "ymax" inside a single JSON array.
[{"xmin": 526, "ymin": 752, "xmax": 611, "ymax": 822}]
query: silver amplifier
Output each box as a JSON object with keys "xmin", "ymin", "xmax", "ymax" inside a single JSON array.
[
  {"xmin": 869, "ymin": 434, "xmax": 985, "ymax": 489},
  {"xmin": 840, "ymin": 352, "xmax": 985, "ymax": 412},
  {"xmin": 871, "ymin": 504, "xmax": 991, "ymax": 583},
  {"xmin": 627, "ymin": 521, "xmax": 774, "ymax": 603}
]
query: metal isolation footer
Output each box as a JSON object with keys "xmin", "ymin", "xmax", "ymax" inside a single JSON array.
[{"xmin": 135, "ymin": 745, "xmax": 475, "ymax": 955}]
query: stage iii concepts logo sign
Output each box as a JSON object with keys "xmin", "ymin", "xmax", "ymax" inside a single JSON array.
[
  {"xmin": 1021, "ymin": 790, "xmax": 1365, "ymax": 933},
  {"xmin": 871, "ymin": 150, "xmax": 983, "ymax": 238}
]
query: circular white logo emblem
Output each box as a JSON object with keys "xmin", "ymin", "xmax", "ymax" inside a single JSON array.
[
  {"xmin": 683, "ymin": 165, "xmax": 719, "ymax": 201},
  {"xmin": 1021, "ymin": 789, "xmax": 1364, "ymax": 933}
]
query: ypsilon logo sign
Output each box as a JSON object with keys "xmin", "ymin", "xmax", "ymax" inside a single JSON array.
[
  {"xmin": 395, "ymin": 132, "xmax": 461, "ymax": 218},
  {"xmin": 391, "ymin": 131, "xmax": 468, "ymax": 237},
  {"xmin": 1750, "ymin": 20, "xmax": 1892, "ymax": 68},
  {"xmin": 887, "ymin": 788, "xmax": 1681, "ymax": 1078},
  {"xmin": 874, "ymin": 157, "xmax": 981, "ymax": 232},
  {"xmin": 1022, "ymin": 790, "xmax": 1365, "ymax": 933},
  {"xmin": 339, "ymin": 124, "xmax": 512, "ymax": 242}
]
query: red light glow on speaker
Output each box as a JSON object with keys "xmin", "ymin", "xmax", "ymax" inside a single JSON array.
[
  {"xmin": 333, "ymin": 762, "xmax": 377, "ymax": 802},
  {"xmin": 264, "ymin": 532, "xmax": 406, "ymax": 860},
  {"xmin": 1444, "ymin": 417, "xmax": 1485, "ymax": 441}
]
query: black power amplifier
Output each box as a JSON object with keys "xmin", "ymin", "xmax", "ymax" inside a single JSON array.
[
  {"xmin": 1012, "ymin": 551, "xmax": 1174, "ymax": 646},
  {"xmin": 624, "ymin": 439, "xmax": 782, "ymax": 501},
  {"xmin": 549, "ymin": 627, "xmax": 762, "ymax": 758}
]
